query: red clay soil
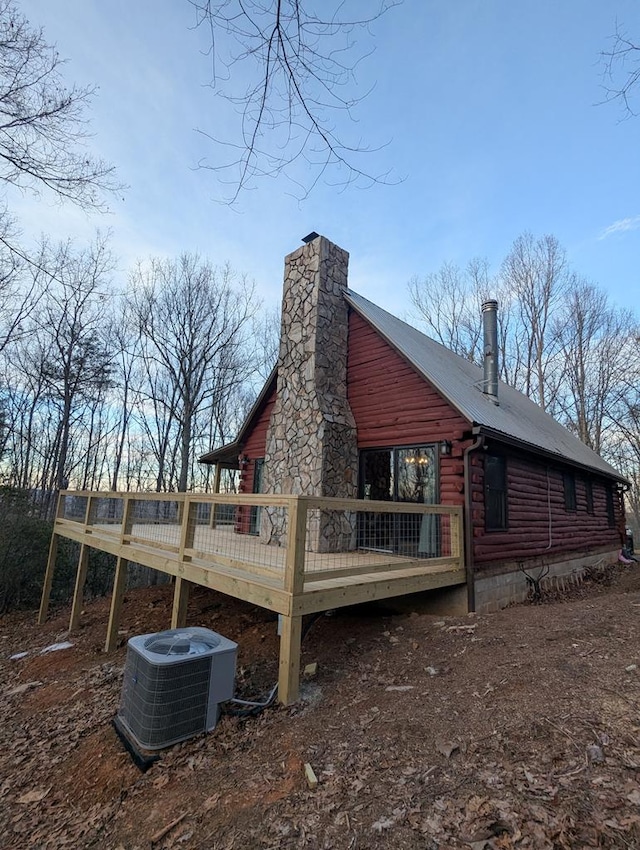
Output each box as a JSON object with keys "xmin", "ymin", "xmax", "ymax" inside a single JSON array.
[{"xmin": 2, "ymin": 564, "xmax": 640, "ymax": 849}]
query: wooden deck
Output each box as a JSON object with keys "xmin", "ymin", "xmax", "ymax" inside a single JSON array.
[{"xmin": 39, "ymin": 491, "xmax": 466, "ymax": 703}]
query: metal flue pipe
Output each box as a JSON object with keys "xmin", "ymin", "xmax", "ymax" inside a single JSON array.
[{"xmin": 482, "ymin": 299, "xmax": 499, "ymax": 403}]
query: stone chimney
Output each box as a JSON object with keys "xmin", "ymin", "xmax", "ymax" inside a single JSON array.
[{"xmin": 261, "ymin": 235, "xmax": 358, "ymax": 550}]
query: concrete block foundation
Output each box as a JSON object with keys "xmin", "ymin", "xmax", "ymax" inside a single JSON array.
[{"xmin": 473, "ymin": 549, "xmax": 620, "ymax": 613}]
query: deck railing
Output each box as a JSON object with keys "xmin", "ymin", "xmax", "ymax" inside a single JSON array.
[{"xmin": 52, "ymin": 490, "xmax": 464, "ymax": 591}]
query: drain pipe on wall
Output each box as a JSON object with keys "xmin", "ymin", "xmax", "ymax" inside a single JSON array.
[{"xmin": 463, "ymin": 431, "xmax": 485, "ymax": 612}]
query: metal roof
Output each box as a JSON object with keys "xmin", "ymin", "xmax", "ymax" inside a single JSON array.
[{"xmin": 345, "ymin": 289, "xmax": 627, "ymax": 483}]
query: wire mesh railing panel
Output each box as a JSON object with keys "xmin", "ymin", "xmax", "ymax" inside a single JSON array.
[
  {"xmin": 193, "ymin": 502, "xmax": 212, "ymax": 525},
  {"xmin": 92, "ymin": 497, "xmax": 124, "ymax": 528},
  {"xmin": 209, "ymin": 503, "xmax": 236, "ymax": 527},
  {"xmin": 129, "ymin": 499, "xmax": 182, "ymax": 549},
  {"xmin": 303, "ymin": 506, "xmax": 456, "ymax": 576},
  {"xmin": 61, "ymin": 494, "xmax": 88, "ymax": 522},
  {"xmin": 304, "ymin": 509, "xmax": 358, "ymax": 554},
  {"xmin": 188, "ymin": 500, "xmax": 289, "ymax": 575}
]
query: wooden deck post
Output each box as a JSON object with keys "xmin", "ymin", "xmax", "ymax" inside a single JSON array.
[
  {"xmin": 105, "ymin": 556, "xmax": 128, "ymax": 653},
  {"xmin": 85, "ymin": 494, "xmax": 96, "ymax": 528},
  {"xmin": 171, "ymin": 577, "xmax": 192, "ymax": 629},
  {"xmin": 284, "ymin": 497, "xmax": 307, "ymax": 596},
  {"xmin": 121, "ymin": 495, "xmax": 134, "ymax": 543},
  {"xmin": 178, "ymin": 497, "xmax": 195, "ymax": 562},
  {"xmin": 210, "ymin": 465, "xmax": 222, "ymax": 528},
  {"xmin": 278, "ymin": 497, "xmax": 307, "ymax": 704},
  {"xmin": 278, "ymin": 614, "xmax": 302, "ymax": 705},
  {"xmin": 38, "ymin": 533, "xmax": 59, "ymax": 625},
  {"xmin": 69, "ymin": 544, "xmax": 90, "ymax": 632},
  {"xmin": 38, "ymin": 492, "xmax": 65, "ymax": 625},
  {"xmin": 171, "ymin": 499, "xmax": 196, "ymax": 629},
  {"xmin": 450, "ymin": 509, "xmax": 463, "ymax": 569}
]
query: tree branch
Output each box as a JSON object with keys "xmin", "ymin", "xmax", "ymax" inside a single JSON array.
[{"xmin": 190, "ymin": 0, "xmax": 401, "ymax": 203}]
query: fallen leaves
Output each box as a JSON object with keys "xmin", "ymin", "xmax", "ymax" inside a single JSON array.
[
  {"xmin": 435, "ymin": 739, "xmax": 460, "ymax": 759},
  {"xmin": 5, "ymin": 681, "xmax": 42, "ymax": 697},
  {"xmin": 3, "ymin": 579, "xmax": 640, "ymax": 848},
  {"xmin": 17, "ymin": 787, "xmax": 51, "ymax": 804}
]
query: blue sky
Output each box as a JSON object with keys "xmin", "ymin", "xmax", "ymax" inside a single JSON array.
[{"xmin": 12, "ymin": 0, "xmax": 640, "ymax": 316}]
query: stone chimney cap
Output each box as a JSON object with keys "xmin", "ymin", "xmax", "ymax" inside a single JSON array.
[{"xmin": 302, "ymin": 231, "xmax": 320, "ymax": 244}]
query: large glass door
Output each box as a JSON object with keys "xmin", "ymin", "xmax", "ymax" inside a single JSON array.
[
  {"xmin": 396, "ymin": 446, "xmax": 438, "ymax": 556},
  {"xmin": 359, "ymin": 445, "xmax": 438, "ymax": 555}
]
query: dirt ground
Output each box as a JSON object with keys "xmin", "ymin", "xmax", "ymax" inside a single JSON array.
[{"xmin": 2, "ymin": 563, "xmax": 640, "ymax": 849}]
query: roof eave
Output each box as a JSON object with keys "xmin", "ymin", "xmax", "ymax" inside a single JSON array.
[
  {"xmin": 199, "ymin": 440, "xmax": 241, "ymax": 467},
  {"xmin": 476, "ymin": 425, "xmax": 630, "ymax": 485}
]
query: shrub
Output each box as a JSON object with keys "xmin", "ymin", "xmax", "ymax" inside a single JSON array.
[
  {"xmin": 0, "ymin": 487, "xmax": 171, "ymax": 614},
  {"xmin": 0, "ymin": 487, "xmax": 57, "ymax": 614}
]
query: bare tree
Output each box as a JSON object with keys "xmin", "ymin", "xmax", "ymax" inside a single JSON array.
[
  {"xmin": 407, "ymin": 232, "xmax": 638, "ymax": 468},
  {"xmin": 129, "ymin": 255, "xmax": 257, "ymax": 492},
  {"xmin": 190, "ymin": 0, "xmax": 398, "ymax": 203},
  {"xmin": 24, "ymin": 236, "xmax": 114, "ymax": 509},
  {"xmin": 0, "ymin": 0, "xmax": 116, "ymax": 209},
  {"xmin": 252, "ymin": 305, "xmax": 280, "ymax": 383},
  {"xmin": 0, "ymin": 236, "xmax": 116, "ymax": 513},
  {"xmin": 499, "ymin": 233, "xmax": 571, "ymax": 413},
  {"xmin": 554, "ymin": 282, "xmax": 636, "ymax": 453},
  {"xmin": 609, "ymin": 334, "xmax": 640, "ymax": 534},
  {"xmin": 0, "ymin": 240, "xmax": 30, "ymax": 353},
  {"xmin": 601, "ymin": 22, "xmax": 640, "ymax": 117},
  {"xmin": 1, "ymin": 338, "xmax": 50, "ymax": 487},
  {"xmin": 106, "ymin": 310, "xmax": 141, "ymax": 492},
  {"xmin": 408, "ymin": 259, "xmax": 491, "ymax": 364},
  {"xmin": 0, "ymin": 0, "xmax": 120, "ymax": 327},
  {"xmin": 134, "ymin": 356, "xmax": 181, "ymax": 492}
]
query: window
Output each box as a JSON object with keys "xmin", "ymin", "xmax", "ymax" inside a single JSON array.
[
  {"xmin": 360, "ymin": 446, "xmax": 438, "ymax": 505},
  {"xmin": 485, "ymin": 454, "xmax": 507, "ymax": 531},
  {"xmin": 563, "ymin": 472, "xmax": 576, "ymax": 512},
  {"xmin": 606, "ymin": 485, "xmax": 615, "ymax": 528},
  {"xmin": 584, "ymin": 478, "xmax": 594, "ymax": 514}
]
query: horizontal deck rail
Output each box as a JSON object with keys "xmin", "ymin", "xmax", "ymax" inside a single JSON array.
[{"xmin": 40, "ymin": 490, "xmax": 465, "ymax": 704}]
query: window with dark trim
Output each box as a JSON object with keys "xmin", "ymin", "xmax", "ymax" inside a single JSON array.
[
  {"xmin": 484, "ymin": 454, "xmax": 507, "ymax": 531},
  {"xmin": 606, "ymin": 485, "xmax": 615, "ymax": 527},
  {"xmin": 563, "ymin": 472, "xmax": 577, "ymax": 512},
  {"xmin": 584, "ymin": 478, "xmax": 594, "ymax": 515}
]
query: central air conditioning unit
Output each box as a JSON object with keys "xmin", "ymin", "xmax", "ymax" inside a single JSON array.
[{"xmin": 115, "ymin": 627, "xmax": 238, "ymax": 751}]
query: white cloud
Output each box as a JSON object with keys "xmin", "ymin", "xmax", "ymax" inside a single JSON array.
[{"xmin": 598, "ymin": 216, "xmax": 640, "ymax": 240}]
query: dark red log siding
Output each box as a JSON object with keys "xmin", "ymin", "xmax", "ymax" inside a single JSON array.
[
  {"xmin": 239, "ymin": 388, "xmax": 276, "ymax": 495},
  {"xmin": 473, "ymin": 448, "xmax": 624, "ymax": 567},
  {"xmin": 235, "ymin": 387, "xmax": 276, "ymax": 532},
  {"xmin": 347, "ymin": 310, "xmax": 471, "ymax": 507}
]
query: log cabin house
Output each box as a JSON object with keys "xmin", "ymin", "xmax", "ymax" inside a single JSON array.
[
  {"xmin": 40, "ymin": 233, "xmax": 628, "ymax": 704},
  {"xmin": 201, "ymin": 233, "xmax": 628, "ymax": 613}
]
